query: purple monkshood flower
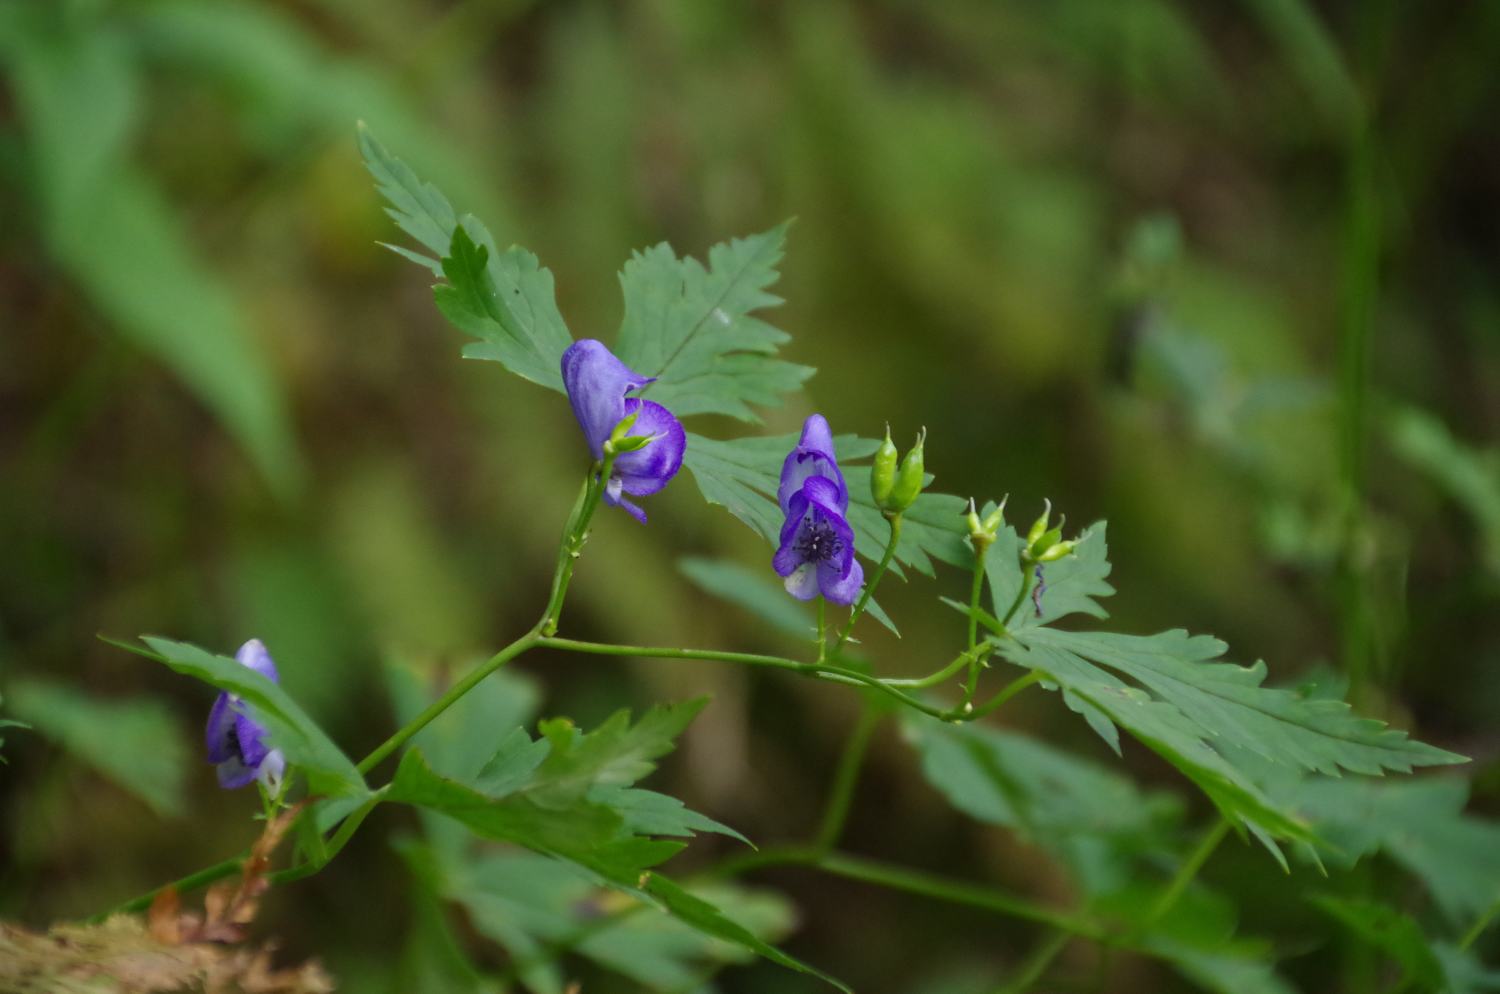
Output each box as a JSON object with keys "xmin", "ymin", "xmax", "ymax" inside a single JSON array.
[
  {"xmin": 773, "ymin": 415, "xmax": 865, "ymax": 605},
  {"xmin": 205, "ymin": 639, "xmax": 286, "ymax": 793},
  {"xmin": 562, "ymin": 339, "xmax": 686, "ymax": 524}
]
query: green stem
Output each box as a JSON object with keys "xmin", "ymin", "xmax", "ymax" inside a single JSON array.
[
  {"xmin": 1459, "ymin": 899, "xmax": 1500, "ymax": 951},
  {"xmin": 1001, "ymin": 562, "xmax": 1036, "ymax": 629},
  {"xmin": 991, "ymin": 929, "xmax": 1071, "ymax": 994},
  {"xmin": 1141, "ymin": 818, "xmax": 1231, "ymax": 929},
  {"xmin": 833, "ymin": 514, "xmax": 903, "ymax": 655},
  {"xmin": 815, "ymin": 597, "xmax": 827, "ymax": 662},
  {"xmin": 94, "ymin": 857, "xmax": 243, "ymax": 921},
  {"xmin": 357, "ymin": 631, "xmax": 541, "ymax": 776},
  {"xmin": 542, "ymin": 455, "xmax": 614, "ymax": 637},
  {"xmin": 882, "ymin": 646, "xmax": 987, "ymax": 689},
  {"xmin": 968, "ymin": 670, "xmax": 1043, "ymax": 720},
  {"xmin": 963, "ymin": 551, "xmax": 987, "ymax": 705},
  {"xmin": 536, "ymin": 637, "xmax": 958, "ymax": 720},
  {"xmin": 814, "ymin": 851, "xmax": 1107, "ymax": 940},
  {"xmin": 814, "ymin": 705, "xmax": 880, "ymax": 853}
]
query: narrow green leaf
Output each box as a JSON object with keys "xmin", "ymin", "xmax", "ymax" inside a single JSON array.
[
  {"xmin": 615, "ymin": 224, "xmax": 813, "ymax": 421},
  {"xmin": 643, "ymin": 873, "xmax": 850, "ymax": 991},
  {"xmin": 8, "ymin": 679, "xmax": 187, "ymax": 818},
  {"xmin": 128, "ymin": 636, "xmax": 365, "ymax": 797}
]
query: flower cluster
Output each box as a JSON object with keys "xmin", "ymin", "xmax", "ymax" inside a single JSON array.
[
  {"xmin": 562, "ymin": 339, "xmax": 686, "ymax": 523},
  {"xmin": 772, "ymin": 415, "xmax": 864, "ymax": 605},
  {"xmin": 205, "ymin": 639, "xmax": 285, "ymax": 793}
]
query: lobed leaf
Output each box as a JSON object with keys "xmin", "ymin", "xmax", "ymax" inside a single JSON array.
[
  {"xmin": 361, "ymin": 129, "xmax": 572, "ymax": 390},
  {"xmin": 986, "ymin": 522, "xmax": 1114, "ymax": 629},
  {"xmin": 615, "ymin": 224, "xmax": 813, "ymax": 422},
  {"xmin": 1024, "ymin": 627, "xmax": 1467, "ymax": 778},
  {"xmin": 1311, "ymin": 896, "xmax": 1447, "ymax": 991}
]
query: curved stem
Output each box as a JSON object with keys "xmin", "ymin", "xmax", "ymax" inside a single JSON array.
[
  {"xmin": 882, "ymin": 646, "xmax": 986, "ymax": 689},
  {"xmin": 833, "ymin": 514, "xmax": 903, "ymax": 655},
  {"xmin": 1000, "ymin": 562, "xmax": 1036, "ymax": 629},
  {"xmin": 542, "ymin": 454, "xmax": 614, "ymax": 637},
  {"xmin": 536, "ymin": 637, "xmax": 958, "ymax": 720}
]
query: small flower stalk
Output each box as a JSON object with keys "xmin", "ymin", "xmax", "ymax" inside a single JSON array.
[
  {"xmin": 205, "ymin": 639, "xmax": 286, "ymax": 794},
  {"xmin": 562, "ymin": 339, "xmax": 686, "ymax": 523},
  {"xmin": 774, "ymin": 414, "xmax": 864, "ymax": 604},
  {"xmin": 965, "ymin": 496, "xmax": 1007, "ymax": 556}
]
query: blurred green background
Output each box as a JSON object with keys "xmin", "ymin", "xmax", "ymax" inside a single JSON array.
[{"xmin": 2, "ymin": 0, "xmax": 1498, "ymax": 991}]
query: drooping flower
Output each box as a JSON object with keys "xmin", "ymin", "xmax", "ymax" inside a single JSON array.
[
  {"xmin": 205, "ymin": 639, "xmax": 286, "ymax": 793},
  {"xmin": 561, "ymin": 339, "xmax": 686, "ymax": 523},
  {"xmin": 773, "ymin": 415, "xmax": 864, "ymax": 605}
]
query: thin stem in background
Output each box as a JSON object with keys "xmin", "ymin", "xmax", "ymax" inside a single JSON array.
[
  {"xmin": 990, "ymin": 929, "xmax": 1072, "ymax": 994},
  {"xmin": 833, "ymin": 514, "xmax": 903, "ymax": 656},
  {"xmin": 1141, "ymin": 817, "xmax": 1231, "ymax": 930},
  {"xmin": 1460, "ymin": 899, "xmax": 1500, "ymax": 952},
  {"xmin": 814, "ymin": 704, "xmax": 881, "ymax": 853},
  {"xmin": 815, "ymin": 596, "xmax": 827, "ymax": 662}
]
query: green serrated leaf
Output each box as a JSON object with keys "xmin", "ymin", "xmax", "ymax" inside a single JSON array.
[
  {"xmin": 361, "ymin": 131, "xmax": 572, "ymax": 388},
  {"xmin": 995, "ymin": 636, "xmax": 1314, "ymax": 863},
  {"xmin": 1288, "ymin": 776, "xmax": 1500, "ymax": 924},
  {"xmin": 1025, "ymin": 627, "xmax": 1467, "ymax": 777},
  {"xmin": 438, "ymin": 848, "xmax": 793, "ymax": 994},
  {"xmin": 615, "ymin": 224, "xmax": 813, "ymax": 421},
  {"xmin": 986, "ymin": 522, "xmax": 1114, "ymax": 630},
  {"xmin": 8, "ymin": 679, "xmax": 187, "ymax": 818},
  {"xmin": 587, "ymin": 785, "xmax": 750, "ymax": 844},
  {"xmin": 682, "ymin": 431, "xmax": 969, "ymax": 575},
  {"xmin": 127, "ymin": 636, "xmax": 365, "ymax": 798}
]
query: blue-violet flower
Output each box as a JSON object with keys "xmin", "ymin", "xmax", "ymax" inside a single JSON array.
[
  {"xmin": 773, "ymin": 414, "xmax": 864, "ymax": 604},
  {"xmin": 562, "ymin": 339, "xmax": 686, "ymax": 523},
  {"xmin": 205, "ymin": 639, "xmax": 286, "ymax": 793}
]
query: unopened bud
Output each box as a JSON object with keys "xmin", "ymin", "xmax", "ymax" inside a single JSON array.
[
  {"xmin": 871, "ymin": 425, "xmax": 898, "ymax": 507},
  {"xmin": 887, "ymin": 428, "xmax": 927, "ymax": 511},
  {"xmin": 1037, "ymin": 540, "xmax": 1077, "ymax": 563},
  {"xmin": 982, "ymin": 495, "xmax": 1008, "ymax": 534},
  {"xmin": 1025, "ymin": 499, "xmax": 1052, "ymax": 549}
]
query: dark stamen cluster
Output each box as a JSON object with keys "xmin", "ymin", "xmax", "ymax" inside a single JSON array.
[{"xmin": 795, "ymin": 518, "xmax": 842, "ymax": 564}]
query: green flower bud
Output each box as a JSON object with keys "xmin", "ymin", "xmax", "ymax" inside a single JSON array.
[
  {"xmin": 1025, "ymin": 499, "xmax": 1052, "ymax": 549},
  {"xmin": 887, "ymin": 428, "xmax": 927, "ymax": 511},
  {"xmin": 964, "ymin": 498, "xmax": 983, "ymax": 537},
  {"xmin": 1037, "ymin": 540, "xmax": 1077, "ymax": 563},
  {"xmin": 981, "ymin": 496, "xmax": 1008, "ymax": 535},
  {"xmin": 871, "ymin": 425, "xmax": 899, "ymax": 507}
]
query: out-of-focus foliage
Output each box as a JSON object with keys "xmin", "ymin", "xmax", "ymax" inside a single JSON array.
[{"xmin": 2, "ymin": 0, "xmax": 1498, "ymax": 991}]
